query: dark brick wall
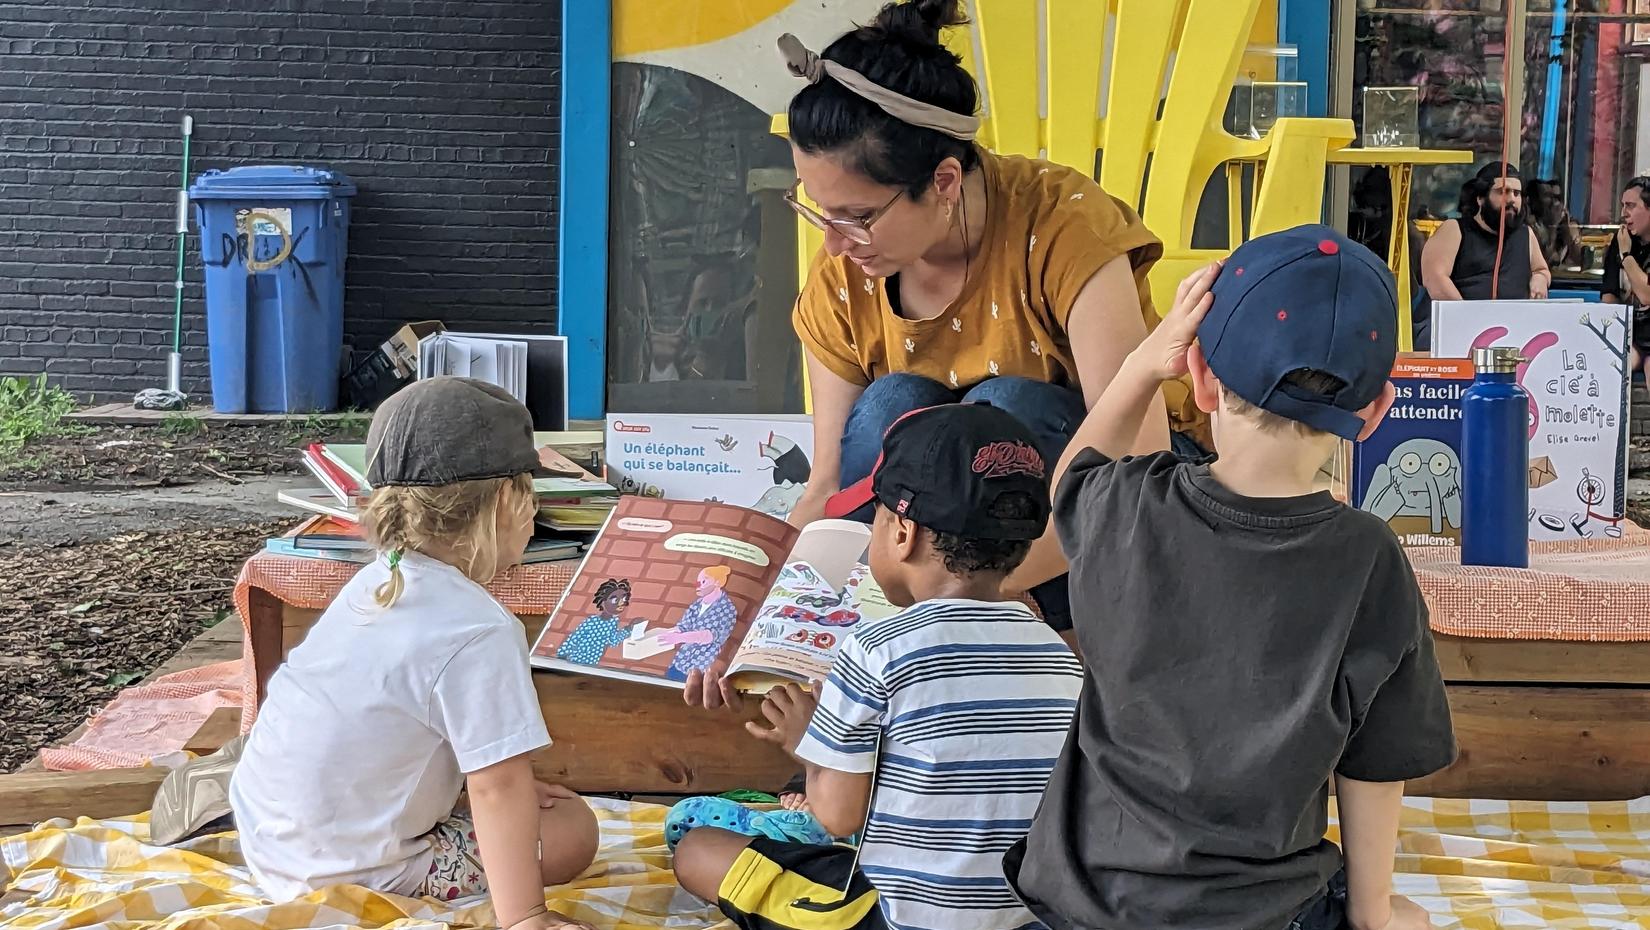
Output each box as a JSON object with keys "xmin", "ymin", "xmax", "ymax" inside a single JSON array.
[{"xmin": 0, "ymin": 0, "xmax": 561, "ymax": 400}]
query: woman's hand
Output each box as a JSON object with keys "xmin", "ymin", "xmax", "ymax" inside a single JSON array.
[
  {"xmin": 787, "ymin": 487, "xmax": 828, "ymax": 528},
  {"xmin": 1530, "ymin": 271, "xmax": 1550, "ymax": 300},
  {"xmin": 1618, "ymin": 224, "xmax": 1633, "ymax": 256},
  {"xmin": 682, "ymin": 658, "xmax": 743, "ymax": 711}
]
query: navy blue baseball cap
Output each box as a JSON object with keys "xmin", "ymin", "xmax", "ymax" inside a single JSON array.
[{"xmin": 1199, "ymin": 224, "xmax": 1398, "ymax": 440}]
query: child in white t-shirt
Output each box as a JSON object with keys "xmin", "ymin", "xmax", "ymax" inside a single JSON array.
[{"xmin": 229, "ymin": 378, "xmax": 598, "ymax": 930}]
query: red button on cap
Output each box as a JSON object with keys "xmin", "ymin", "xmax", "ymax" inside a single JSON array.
[{"xmin": 1318, "ymin": 239, "xmax": 1340, "ymax": 255}]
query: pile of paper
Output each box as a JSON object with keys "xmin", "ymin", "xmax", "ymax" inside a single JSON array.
[{"xmin": 418, "ymin": 333, "xmax": 529, "ymax": 404}]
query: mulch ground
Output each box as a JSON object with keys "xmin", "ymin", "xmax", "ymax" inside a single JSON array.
[
  {"xmin": 0, "ymin": 519, "xmax": 282, "ymax": 772},
  {"xmin": 0, "ymin": 421, "xmax": 367, "ymax": 492},
  {"xmin": 0, "ymin": 420, "xmax": 374, "ymax": 770}
]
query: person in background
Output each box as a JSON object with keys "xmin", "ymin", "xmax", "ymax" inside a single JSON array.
[
  {"xmin": 1420, "ymin": 162, "xmax": 1551, "ymax": 304},
  {"xmin": 1526, "ymin": 179, "xmax": 1584, "ymax": 270},
  {"xmin": 1006, "ymin": 231, "xmax": 1455, "ymax": 930},
  {"xmin": 1601, "ymin": 175, "xmax": 1650, "ymax": 385}
]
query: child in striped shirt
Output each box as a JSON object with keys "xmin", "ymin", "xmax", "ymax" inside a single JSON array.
[{"xmin": 671, "ymin": 403, "xmax": 1082, "ymax": 930}]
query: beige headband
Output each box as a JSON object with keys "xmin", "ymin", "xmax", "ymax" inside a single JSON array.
[{"xmin": 777, "ymin": 32, "xmax": 980, "ymax": 142}]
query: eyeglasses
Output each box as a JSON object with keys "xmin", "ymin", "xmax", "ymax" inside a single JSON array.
[{"xmin": 784, "ymin": 183, "xmax": 902, "ymax": 246}]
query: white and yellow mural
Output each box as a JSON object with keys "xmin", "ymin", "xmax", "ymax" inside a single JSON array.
[{"xmin": 613, "ymin": 0, "xmax": 888, "ymax": 114}]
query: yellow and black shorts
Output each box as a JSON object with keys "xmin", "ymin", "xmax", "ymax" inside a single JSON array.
[{"xmin": 715, "ymin": 838, "xmax": 887, "ymax": 930}]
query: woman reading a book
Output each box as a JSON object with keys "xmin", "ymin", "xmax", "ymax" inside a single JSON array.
[{"xmin": 772, "ymin": 0, "xmax": 1206, "ymax": 642}]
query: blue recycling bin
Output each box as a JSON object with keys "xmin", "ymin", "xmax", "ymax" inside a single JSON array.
[{"xmin": 190, "ymin": 166, "xmax": 357, "ymax": 413}]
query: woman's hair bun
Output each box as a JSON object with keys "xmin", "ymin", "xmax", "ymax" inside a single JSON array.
[{"xmin": 870, "ymin": 0, "xmax": 967, "ymax": 47}]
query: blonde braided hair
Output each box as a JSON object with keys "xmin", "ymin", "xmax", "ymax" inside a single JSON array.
[{"xmin": 361, "ymin": 473, "xmax": 536, "ymax": 608}]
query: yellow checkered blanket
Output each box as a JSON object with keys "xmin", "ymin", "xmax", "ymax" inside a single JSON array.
[
  {"xmin": 3, "ymin": 796, "xmax": 1647, "ymax": 928},
  {"xmin": 1, "ymin": 797, "xmax": 729, "ymax": 930}
]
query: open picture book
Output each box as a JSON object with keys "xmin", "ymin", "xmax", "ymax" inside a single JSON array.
[{"xmin": 529, "ymin": 496, "xmax": 898, "ymax": 691}]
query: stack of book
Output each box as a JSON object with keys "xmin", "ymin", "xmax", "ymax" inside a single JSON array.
[
  {"xmin": 264, "ymin": 514, "xmax": 586, "ymax": 565},
  {"xmin": 271, "ymin": 431, "xmax": 615, "ymax": 564}
]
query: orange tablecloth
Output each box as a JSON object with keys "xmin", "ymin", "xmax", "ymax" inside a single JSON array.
[
  {"xmin": 231, "ymin": 553, "xmax": 577, "ymax": 724},
  {"xmin": 1409, "ymin": 525, "xmax": 1650, "ymax": 642},
  {"xmin": 232, "ymin": 525, "xmax": 1650, "ymax": 723}
]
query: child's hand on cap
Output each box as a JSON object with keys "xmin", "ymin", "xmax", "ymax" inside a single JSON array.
[{"xmin": 1131, "ymin": 261, "xmax": 1220, "ymax": 382}]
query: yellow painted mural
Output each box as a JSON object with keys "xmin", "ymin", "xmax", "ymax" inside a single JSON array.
[{"xmin": 612, "ymin": 0, "xmax": 792, "ymax": 58}]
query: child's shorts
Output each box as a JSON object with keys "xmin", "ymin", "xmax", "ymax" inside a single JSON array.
[
  {"xmin": 714, "ymin": 837, "xmax": 886, "ymax": 930},
  {"xmin": 417, "ymin": 813, "xmax": 489, "ymax": 901}
]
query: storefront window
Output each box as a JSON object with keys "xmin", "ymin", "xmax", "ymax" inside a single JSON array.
[
  {"xmin": 1350, "ymin": 1, "xmax": 1513, "ymax": 236},
  {"xmin": 1347, "ymin": 1, "xmax": 1650, "ymax": 277},
  {"xmin": 1520, "ymin": 2, "xmax": 1646, "ymax": 232},
  {"xmin": 605, "ymin": 63, "xmax": 803, "ymax": 414}
]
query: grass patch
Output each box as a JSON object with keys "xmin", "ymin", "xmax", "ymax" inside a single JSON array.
[
  {"xmin": 161, "ymin": 413, "xmax": 206, "ymax": 438},
  {"xmin": 0, "ymin": 375, "xmax": 80, "ymax": 460},
  {"xmin": 282, "ymin": 409, "xmax": 370, "ymax": 444}
]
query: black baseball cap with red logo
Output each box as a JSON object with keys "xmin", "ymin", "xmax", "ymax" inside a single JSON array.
[{"xmin": 824, "ymin": 403, "xmax": 1051, "ymax": 541}]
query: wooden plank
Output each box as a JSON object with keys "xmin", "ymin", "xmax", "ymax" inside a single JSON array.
[
  {"xmin": 183, "ymin": 707, "xmax": 243, "ymax": 756},
  {"xmin": 3, "ymin": 677, "xmax": 792, "ymax": 826},
  {"xmin": 65, "ymin": 405, "xmax": 367, "ymax": 427},
  {"xmin": 1409, "ymin": 685, "xmax": 1650, "ymax": 801},
  {"xmin": 18, "ymin": 620, "xmax": 246, "ymax": 773},
  {"xmin": 1432, "ymin": 634, "xmax": 1650, "ymax": 685},
  {"xmin": 262, "ymin": 604, "xmax": 791, "ymax": 794},
  {"xmin": 147, "ymin": 619, "xmax": 244, "ymax": 680},
  {"xmin": 528, "ymin": 673, "xmax": 794, "ymax": 794},
  {"xmin": 0, "ymin": 767, "xmax": 166, "ymax": 825}
]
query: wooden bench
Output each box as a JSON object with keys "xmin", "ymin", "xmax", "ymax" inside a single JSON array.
[{"xmin": 7, "ymin": 571, "xmax": 1648, "ymax": 829}]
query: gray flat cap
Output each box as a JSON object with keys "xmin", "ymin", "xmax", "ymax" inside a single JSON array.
[{"xmin": 366, "ymin": 377, "xmax": 540, "ymax": 487}]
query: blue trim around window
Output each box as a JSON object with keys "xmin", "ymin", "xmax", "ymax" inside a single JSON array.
[
  {"xmin": 1279, "ymin": 0, "xmax": 1331, "ymax": 117},
  {"xmin": 557, "ymin": 0, "xmax": 611, "ymax": 420}
]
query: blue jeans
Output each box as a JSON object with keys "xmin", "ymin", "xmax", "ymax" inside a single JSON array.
[
  {"xmin": 839, "ymin": 374, "xmax": 1207, "ymax": 632},
  {"xmin": 838, "ymin": 374, "xmax": 1087, "ymax": 632}
]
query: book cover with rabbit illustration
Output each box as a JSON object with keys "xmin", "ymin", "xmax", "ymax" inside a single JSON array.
[{"xmin": 1433, "ymin": 301, "xmax": 1630, "ymax": 541}]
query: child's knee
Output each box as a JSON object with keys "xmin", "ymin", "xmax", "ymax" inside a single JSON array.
[
  {"xmin": 538, "ymin": 796, "xmax": 599, "ymax": 886},
  {"xmin": 671, "ymin": 827, "xmax": 749, "ymax": 902}
]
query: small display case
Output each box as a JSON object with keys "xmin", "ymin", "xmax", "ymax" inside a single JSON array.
[
  {"xmin": 1248, "ymin": 81, "xmax": 1308, "ymax": 139},
  {"xmin": 1362, "ymin": 86, "xmax": 1420, "ymax": 148}
]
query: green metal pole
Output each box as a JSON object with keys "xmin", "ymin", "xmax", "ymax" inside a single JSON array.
[{"xmin": 168, "ymin": 114, "xmax": 193, "ymax": 393}]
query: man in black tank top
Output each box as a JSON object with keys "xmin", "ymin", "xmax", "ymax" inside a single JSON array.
[{"xmin": 1420, "ymin": 162, "xmax": 1551, "ymax": 305}]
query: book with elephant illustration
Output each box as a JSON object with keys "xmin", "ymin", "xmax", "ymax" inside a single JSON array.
[
  {"xmin": 529, "ymin": 496, "xmax": 898, "ymax": 691},
  {"xmin": 1350, "ymin": 356, "xmax": 1472, "ymax": 547}
]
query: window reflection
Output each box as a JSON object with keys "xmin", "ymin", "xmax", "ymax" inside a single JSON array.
[
  {"xmin": 1348, "ymin": 1, "xmax": 1650, "ymax": 278},
  {"xmin": 606, "ymin": 62, "xmax": 802, "ymax": 414}
]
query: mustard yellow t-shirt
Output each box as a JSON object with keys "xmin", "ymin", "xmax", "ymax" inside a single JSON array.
[{"xmin": 794, "ymin": 150, "xmax": 1201, "ymax": 437}]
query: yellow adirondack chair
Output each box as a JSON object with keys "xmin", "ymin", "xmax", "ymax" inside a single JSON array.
[{"xmin": 775, "ymin": 0, "xmax": 1355, "ymax": 321}]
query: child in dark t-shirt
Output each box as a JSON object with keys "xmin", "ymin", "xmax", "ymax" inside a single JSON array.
[{"xmin": 1006, "ymin": 227, "xmax": 1456, "ymax": 930}]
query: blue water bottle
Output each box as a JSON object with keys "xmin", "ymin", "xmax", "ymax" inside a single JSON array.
[{"xmin": 1461, "ymin": 346, "xmax": 1530, "ymax": 568}]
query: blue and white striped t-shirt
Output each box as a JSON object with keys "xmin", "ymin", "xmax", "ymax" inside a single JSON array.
[{"xmin": 795, "ymin": 598, "xmax": 1082, "ymax": 930}]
